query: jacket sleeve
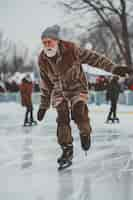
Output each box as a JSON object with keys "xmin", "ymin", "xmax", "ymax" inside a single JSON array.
[
  {"xmin": 38, "ymin": 66, "xmax": 53, "ymax": 110},
  {"xmin": 77, "ymin": 47, "xmax": 115, "ymax": 73}
]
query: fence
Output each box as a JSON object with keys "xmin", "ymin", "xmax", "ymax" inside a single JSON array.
[{"xmin": 0, "ymin": 90, "xmax": 133, "ymax": 105}]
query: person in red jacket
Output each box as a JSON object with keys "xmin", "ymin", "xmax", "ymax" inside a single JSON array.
[{"xmin": 20, "ymin": 74, "xmax": 37, "ymax": 126}]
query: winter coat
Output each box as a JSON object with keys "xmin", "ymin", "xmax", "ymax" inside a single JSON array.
[
  {"xmin": 20, "ymin": 79, "xmax": 33, "ymax": 107},
  {"xmin": 38, "ymin": 40, "xmax": 115, "ymax": 110},
  {"xmin": 106, "ymin": 79, "xmax": 121, "ymax": 102}
]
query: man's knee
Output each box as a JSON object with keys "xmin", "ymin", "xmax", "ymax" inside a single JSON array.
[
  {"xmin": 56, "ymin": 100, "xmax": 70, "ymax": 124},
  {"xmin": 72, "ymin": 101, "xmax": 92, "ymax": 134},
  {"xmin": 72, "ymin": 101, "xmax": 88, "ymax": 122}
]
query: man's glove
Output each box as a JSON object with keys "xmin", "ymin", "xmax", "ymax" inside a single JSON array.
[
  {"xmin": 37, "ymin": 108, "xmax": 47, "ymax": 121},
  {"xmin": 112, "ymin": 66, "xmax": 133, "ymax": 76}
]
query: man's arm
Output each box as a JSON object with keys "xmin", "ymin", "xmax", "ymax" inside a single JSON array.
[
  {"xmin": 39, "ymin": 68, "xmax": 53, "ymax": 110},
  {"xmin": 77, "ymin": 47, "xmax": 115, "ymax": 73}
]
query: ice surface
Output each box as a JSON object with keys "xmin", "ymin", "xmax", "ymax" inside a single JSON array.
[{"xmin": 0, "ymin": 102, "xmax": 133, "ymax": 200}]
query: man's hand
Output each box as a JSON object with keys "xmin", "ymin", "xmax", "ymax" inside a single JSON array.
[
  {"xmin": 37, "ymin": 108, "xmax": 47, "ymax": 121},
  {"xmin": 112, "ymin": 66, "xmax": 133, "ymax": 76}
]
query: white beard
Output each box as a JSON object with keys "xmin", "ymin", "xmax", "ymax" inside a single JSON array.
[{"xmin": 43, "ymin": 45, "xmax": 58, "ymax": 58}]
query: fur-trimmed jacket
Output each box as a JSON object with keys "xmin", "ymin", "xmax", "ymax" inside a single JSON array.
[{"xmin": 38, "ymin": 40, "xmax": 115, "ymax": 110}]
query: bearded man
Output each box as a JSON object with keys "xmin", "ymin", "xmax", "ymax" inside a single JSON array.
[{"xmin": 37, "ymin": 24, "xmax": 119, "ymax": 167}]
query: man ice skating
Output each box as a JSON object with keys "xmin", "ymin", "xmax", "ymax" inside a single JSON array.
[
  {"xmin": 20, "ymin": 74, "xmax": 37, "ymax": 126},
  {"xmin": 37, "ymin": 24, "xmax": 117, "ymax": 169}
]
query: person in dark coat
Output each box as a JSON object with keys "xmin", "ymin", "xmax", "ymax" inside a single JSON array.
[
  {"xmin": 106, "ymin": 76, "xmax": 121, "ymax": 123},
  {"xmin": 20, "ymin": 74, "xmax": 37, "ymax": 126}
]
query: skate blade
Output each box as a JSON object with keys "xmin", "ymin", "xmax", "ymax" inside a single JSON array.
[
  {"xmin": 31, "ymin": 122, "xmax": 37, "ymax": 126},
  {"xmin": 114, "ymin": 119, "xmax": 120, "ymax": 123},
  {"xmin": 106, "ymin": 120, "xmax": 119, "ymax": 124},
  {"xmin": 23, "ymin": 124, "xmax": 32, "ymax": 127},
  {"xmin": 58, "ymin": 161, "xmax": 72, "ymax": 171},
  {"xmin": 29, "ymin": 121, "xmax": 38, "ymax": 126},
  {"xmin": 105, "ymin": 120, "xmax": 114, "ymax": 124},
  {"xmin": 23, "ymin": 124, "xmax": 30, "ymax": 127},
  {"xmin": 23, "ymin": 122, "xmax": 37, "ymax": 127}
]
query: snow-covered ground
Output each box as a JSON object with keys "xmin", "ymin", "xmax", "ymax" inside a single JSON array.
[{"xmin": 0, "ymin": 102, "xmax": 133, "ymax": 200}]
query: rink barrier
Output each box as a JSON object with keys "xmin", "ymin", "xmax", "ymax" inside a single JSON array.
[{"xmin": 0, "ymin": 90, "xmax": 133, "ymax": 105}]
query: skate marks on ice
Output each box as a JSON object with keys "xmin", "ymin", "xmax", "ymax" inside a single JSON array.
[
  {"xmin": 57, "ymin": 170, "xmax": 75, "ymax": 200},
  {"xmin": 0, "ymin": 120, "xmax": 37, "ymax": 136},
  {"xmin": 91, "ymin": 122, "xmax": 133, "ymax": 151},
  {"xmin": 0, "ymin": 125, "xmax": 55, "ymax": 169},
  {"xmin": 0, "ymin": 136, "xmax": 57, "ymax": 170},
  {"xmin": 21, "ymin": 134, "xmax": 33, "ymax": 169},
  {"xmin": 0, "ymin": 127, "xmax": 34, "ymax": 169},
  {"xmin": 73, "ymin": 149, "xmax": 133, "ymax": 200},
  {"xmin": 57, "ymin": 157, "xmax": 133, "ymax": 200},
  {"xmin": 0, "ymin": 104, "xmax": 133, "ymax": 199},
  {"xmin": 71, "ymin": 123, "xmax": 133, "ymax": 188}
]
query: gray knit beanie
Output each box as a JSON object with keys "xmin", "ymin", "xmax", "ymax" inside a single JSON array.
[{"xmin": 41, "ymin": 25, "xmax": 60, "ymax": 40}]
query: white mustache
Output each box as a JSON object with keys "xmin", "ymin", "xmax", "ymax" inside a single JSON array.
[
  {"xmin": 43, "ymin": 46, "xmax": 58, "ymax": 57},
  {"xmin": 47, "ymin": 48, "xmax": 54, "ymax": 51}
]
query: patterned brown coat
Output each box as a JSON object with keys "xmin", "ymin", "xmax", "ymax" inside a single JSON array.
[{"xmin": 38, "ymin": 40, "xmax": 115, "ymax": 110}]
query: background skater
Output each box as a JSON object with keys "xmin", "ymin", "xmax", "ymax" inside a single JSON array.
[
  {"xmin": 106, "ymin": 75, "xmax": 121, "ymax": 123},
  {"xmin": 20, "ymin": 74, "xmax": 37, "ymax": 126}
]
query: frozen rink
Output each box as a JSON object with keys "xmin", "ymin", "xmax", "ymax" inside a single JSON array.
[{"xmin": 0, "ymin": 102, "xmax": 133, "ymax": 200}]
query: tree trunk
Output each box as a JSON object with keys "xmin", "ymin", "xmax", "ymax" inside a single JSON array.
[{"xmin": 120, "ymin": 14, "xmax": 132, "ymax": 67}]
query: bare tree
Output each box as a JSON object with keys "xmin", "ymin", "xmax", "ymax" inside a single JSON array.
[
  {"xmin": 0, "ymin": 31, "xmax": 11, "ymax": 60},
  {"xmin": 58, "ymin": 0, "xmax": 133, "ymax": 67},
  {"xmin": 86, "ymin": 19, "xmax": 124, "ymax": 63},
  {"xmin": 0, "ymin": 31, "xmax": 12, "ymax": 79},
  {"xmin": 11, "ymin": 44, "xmax": 29, "ymax": 73}
]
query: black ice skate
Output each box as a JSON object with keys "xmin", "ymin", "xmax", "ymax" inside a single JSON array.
[
  {"xmin": 113, "ymin": 117, "xmax": 120, "ymax": 123},
  {"xmin": 105, "ymin": 118, "xmax": 114, "ymax": 123},
  {"xmin": 29, "ymin": 120, "xmax": 37, "ymax": 126},
  {"xmin": 80, "ymin": 134, "xmax": 91, "ymax": 152},
  {"xmin": 58, "ymin": 159, "xmax": 72, "ymax": 170},
  {"xmin": 23, "ymin": 121, "xmax": 30, "ymax": 127},
  {"xmin": 106, "ymin": 117, "xmax": 119, "ymax": 124},
  {"xmin": 57, "ymin": 145, "xmax": 73, "ymax": 170}
]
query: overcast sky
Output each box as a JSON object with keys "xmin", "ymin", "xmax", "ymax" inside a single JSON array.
[{"xmin": 0, "ymin": 0, "xmax": 63, "ymax": 50}]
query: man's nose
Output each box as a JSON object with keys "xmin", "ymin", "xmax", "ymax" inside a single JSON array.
[{"xmin": 45, "ymin": 42, "xmax": 50, "ymax": 47}]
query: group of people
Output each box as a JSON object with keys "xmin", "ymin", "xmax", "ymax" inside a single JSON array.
[
  {"xmin": 0, "ymin": 77, "xmax": 20, "ymax": 93},
  {"xmin": 0, "ymin": 78, "xmax": 40, "ymax": 93},
  {"xmin": 19, "ymin": 24, "xmax": 132, "ymax": 169}
]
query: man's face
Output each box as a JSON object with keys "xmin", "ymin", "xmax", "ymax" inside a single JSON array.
[{"xmin": 42, "ymin": 37, "xmax": 58, "ymax": 57}]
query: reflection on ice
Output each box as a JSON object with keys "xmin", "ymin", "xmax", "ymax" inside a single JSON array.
[
  {"xmin": 58, "ymin": 170, "xmax": 74, "ymax": 200},
  {"xmin": 21, "ymin": 129, "xmax": 33, "ymax": 169}
]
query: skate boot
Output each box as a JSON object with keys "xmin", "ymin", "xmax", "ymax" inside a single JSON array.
[
  {"xmin": 106, "ymin": 117, "xmax": 113, "ymax": 123},
  {"xmin": 24, "ymin": 121, "xmax": 30, "ymax": 126},
  {"xmin": 57, "ymin": 145, "xmax": 73, "ymax": 164},
  {"xmin": 29, "ymin": 120, "xmax": 37, "ymax": 126},
  {"xmin": 113, "ymin": 117, "xmax": 120, "ymax": 123},
  {"xmin": 58, "ymin": 145, "xmax": 73, "ymax": 170},
  {"xmin": 80, "ymin": 133, "xmax": 91, "ymax": 151}
]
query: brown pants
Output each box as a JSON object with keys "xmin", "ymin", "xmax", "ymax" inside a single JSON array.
[{"xmin": 56, "ymin": 99, "xmax": 92, "ymax": 146}]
